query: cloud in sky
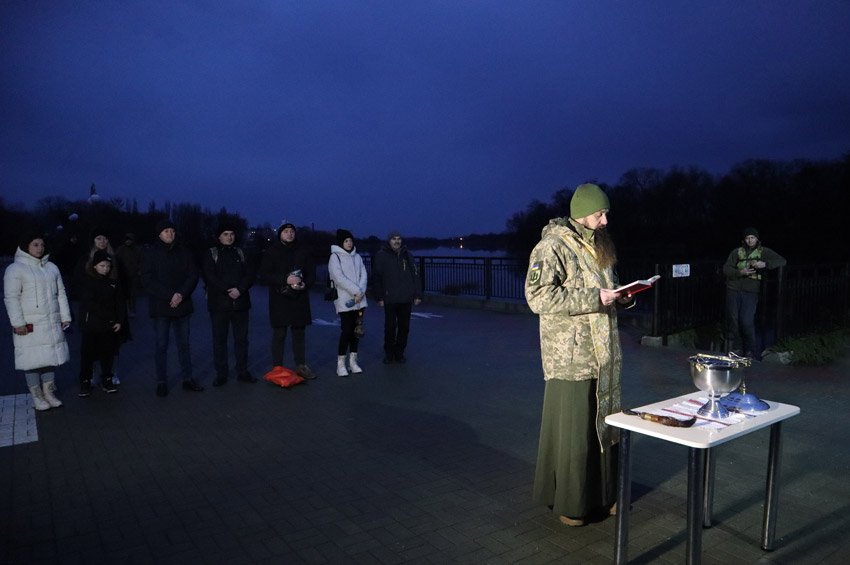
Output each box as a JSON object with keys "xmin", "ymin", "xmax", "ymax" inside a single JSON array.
[{"xmin": 2, "ymin": 1, "xmax": 849, "ymax": 237}]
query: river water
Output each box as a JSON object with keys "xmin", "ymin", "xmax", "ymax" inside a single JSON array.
[{"xmin": 409, "ymin": 246, "xmax": 514, "ymax": 258}]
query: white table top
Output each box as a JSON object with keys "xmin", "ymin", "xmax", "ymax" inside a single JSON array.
[{"xmin": 605, "ymin": 391, "xmax": 800, "ymax": 449}]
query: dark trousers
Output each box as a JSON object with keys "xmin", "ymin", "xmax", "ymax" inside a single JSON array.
[
  {"xmin": 210, "ymin": 310, "xmax": 249, "ymax": 378},
  {"xmin": 383, "ymin": 302, "xmax": 412, "ymax": 356},
  {"xmin": 271, "ymin": 325, "xmax": 306, "ymax": 367},
  {"xmin": 154, "ymin": 316, "xmax": 192, "ymax": 384},
  {"xmin": 338, "ymin": 310, "xmax": 361, "ymax": 355},
  {"xmin": 726, "ymin": 288, "xmax": 759, "ymax": 355},
  {"xmin": 79, "ymin": 331, "xmax": 118, "ymax": 382}
]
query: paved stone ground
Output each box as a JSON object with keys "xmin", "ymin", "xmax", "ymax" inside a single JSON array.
[{"xmin": 1, "ymin": 287, "xmax": 848, "ymax": 564}]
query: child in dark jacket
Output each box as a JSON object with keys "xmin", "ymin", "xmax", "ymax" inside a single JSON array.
[{"xmin": 78, "ymin": 250, "xmax": 127, "ymax": 396}]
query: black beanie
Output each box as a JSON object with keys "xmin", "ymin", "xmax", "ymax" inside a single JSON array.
[
  {"xmin": 277, "ymin": 222, "xmax": 296, "ymax": 239},
  {"xmin": 155, "ymin": 218, "xmax": 175, "ymax": 236},
  {"xmin": 92, "ymin": 249, "xmax": 112, "ymax": 266},
  {"xmin": 217, "ymin": 223, "xmax": 237, "ymax": 238},
  {"xmin": 89, "ymin": 226, "xmax": 108, "ymax": 242},
  {"xmin": 19, "ymin": 231, "xmax": 44, "ymax": 253},
  {"xmin": 336, "ymin": 229, "xmax": 354, "ymax": 247},
  {"xmin": 742, "ymin": 227, "xmax": 759, "ymax": 240}
]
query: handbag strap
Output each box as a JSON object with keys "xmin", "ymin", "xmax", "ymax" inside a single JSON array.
[{"xmin": 329, "ymin": 254, "xmax": 343, "ymax": 288}]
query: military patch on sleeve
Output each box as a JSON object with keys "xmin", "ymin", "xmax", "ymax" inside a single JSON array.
[{"xmin": 528, "ymin": 263, "xmax": 542, "ymax": 284}]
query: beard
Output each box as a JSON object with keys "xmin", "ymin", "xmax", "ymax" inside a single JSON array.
[{"xmin": 594, "ymin": 228, "xmax": 617, "ymax": 270}]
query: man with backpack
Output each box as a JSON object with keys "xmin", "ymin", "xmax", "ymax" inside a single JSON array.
[{"xmin": 202, "ymin": 224, "xmax": 256, "ymax": 386}]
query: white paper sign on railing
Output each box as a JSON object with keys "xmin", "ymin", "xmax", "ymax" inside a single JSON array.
[{"xmin": 672, "ymin": 264, "xmax": 690, "ymax": 278}]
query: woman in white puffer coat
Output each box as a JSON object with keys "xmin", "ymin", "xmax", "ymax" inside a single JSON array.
[
  {"xmin": 328, "ymin": 229, "xmax": 367, "ymax": 376},
  {"xmin": 3, "ymin": 233, "xmax": 72, "ymax": 410}
]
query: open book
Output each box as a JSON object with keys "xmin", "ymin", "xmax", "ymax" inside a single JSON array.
[{"xmin": 614, "ymin": 275, "xmax": 660, "ymax": 296}]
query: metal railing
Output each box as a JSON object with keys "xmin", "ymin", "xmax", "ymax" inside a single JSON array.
[
  {"xmin": 774, "ymin": 264, "xmax": 850, "ymax": 337},
  {"xmin": 629, "ymin": 262, "xmax": 850, "ymax": 346},
  {"xmin": 417, "ymin": 256, "xmax": 527, "ymax": 300},
  {"xmin": 314, "ymin": 253, "xmax": 850, "ymax": 343},
  {"xmin": 316, "ymin": 255, "xmax": 528, "ymax": 300}
]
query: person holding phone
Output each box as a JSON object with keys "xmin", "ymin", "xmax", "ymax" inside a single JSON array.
[
  {"xmin": 4, "ymin": 232, "xmax": 72, "ymax": 410},
  {"xmin": 328, "ymin": 229, "xmax": 368, "ymax": 376},
  {"xmin": 260, "ymin": 222, "xmax": 316, "ymax": 380}
]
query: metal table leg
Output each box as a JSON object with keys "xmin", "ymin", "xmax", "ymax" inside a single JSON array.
[
  {"xmin": 762, "ymin": 422, "xmax": 783, "ymax": 550},
  {"xmin": 703, "ymin": 447, "xmax": 716, "ymax": 528},
  {"xmin": 687, "ymin": 447, "xmax": 706, "ymax": 565},
  {"xmin": 615, "ymin": 430, "xmax": 632, "ymax": 565}
]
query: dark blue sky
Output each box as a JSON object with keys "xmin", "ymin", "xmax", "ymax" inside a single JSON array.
[{"xmin": 2, "ymin": 1, "xmax": 849, "ymax": 238}]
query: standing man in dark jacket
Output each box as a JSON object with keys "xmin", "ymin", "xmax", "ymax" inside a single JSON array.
[
  {"xmin": 372, "ymin": 231, "xmax": 423, "ymax": 364},
  {"xmin": 142, "ymin": 218, "xmax": 203, "ymax": 397},
  {"xmin": 260, "ymin": 222, "xmax": 316, "ymax": 380},
  {"xmin": 722, "ymin": 227, "xmax": 786, "ymax": 359},
  {"xmin": 203, "ymin": 224, "xmax": 256, "ymax": 386}
]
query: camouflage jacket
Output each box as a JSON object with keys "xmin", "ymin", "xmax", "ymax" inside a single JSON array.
[{"xmin": 524, "ymin": 217, "xmax": 623, "ymax": 450}]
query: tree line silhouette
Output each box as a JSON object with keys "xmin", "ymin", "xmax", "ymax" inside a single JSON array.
[
  {"xmin": 0, "ymin": 196, "xmax": 249, "ymax": 259},
  {"xmin": 0, "ymin": 194, "xmax": 493, "ymax": 265},
  {"xmin": 2, "ymin": 152, "xmax": 847, "ymax": 266},
  {"xmin": 505, "ymin": 154, "xmax": 849, "ymax": 264}
]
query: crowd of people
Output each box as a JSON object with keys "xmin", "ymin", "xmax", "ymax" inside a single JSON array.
[
  {"xmin": 3, "ymin": 221, "xmax": 423, "ymax": 409},
  {"xmin": 5, "ymin": 190, "xmax": 783, "ymax": 533}
]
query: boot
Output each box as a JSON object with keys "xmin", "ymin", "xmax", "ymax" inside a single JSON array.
[
  {"xmin": 102, "ymin": 375, "xmax": 118, "ymax": 394},
  {"xmin": 336, "ymin": 355, "xmax": 349, "ymax": 377},
  {"xmin": 29, "ymin": 385, "xmax": 51, "ymax": 411},
  {"xmin": 42, "ymin": 381, "xmax": 63, "ymax": 408},
  {"xmin": 79, "ymin": 379, "xmax": 93, "ymax": 397},
  {"xmin": 349, "ymin": 352, "xmax": 363, "ymax": 374}
]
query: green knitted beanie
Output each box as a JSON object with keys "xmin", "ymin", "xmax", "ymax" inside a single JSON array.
[{"xmin": 570, "ymin": 183, "xmax": 610, "ymax": 219}]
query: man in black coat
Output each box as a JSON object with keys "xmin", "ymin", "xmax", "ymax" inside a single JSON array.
[
  {"xmin": 259, "ymin": 222, "xmax": 316, "ymax": 379},
  {"xmin": 372, "ymin": 230, "xmax": 423, "ymax": 364},
  {"xmin": 141, "ymin": 219, "xmax": 203, "ymax": 396},
  {"xmin": 203, "ymin": 224, "xmax": 256, "ymax": 386}
]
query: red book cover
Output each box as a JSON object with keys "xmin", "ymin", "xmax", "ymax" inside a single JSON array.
[{"xmin": 614, "ymin": 275, "xmax": 660, "ymax": 296}]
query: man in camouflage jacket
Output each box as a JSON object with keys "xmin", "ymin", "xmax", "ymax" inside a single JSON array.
[{"xmin": 525, "ymin": 184, "xmax": 633, "ymax": 453}]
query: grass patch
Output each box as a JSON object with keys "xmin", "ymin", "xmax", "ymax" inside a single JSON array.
[{"xmin": 771, "ymin": 327, "xmax": 850, "ymax": 366}]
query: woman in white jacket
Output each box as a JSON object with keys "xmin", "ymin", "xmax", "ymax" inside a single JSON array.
[
  {"xmin": 3, "ymin": 233, "xmax": 72, "ymax": 410},
  {"xmin": 328, "ymin": 229, "xmax": 367, "ymax": 376}
]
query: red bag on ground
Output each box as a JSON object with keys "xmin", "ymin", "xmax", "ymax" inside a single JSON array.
[{"xmin": 263, "ymin": 366, "xmax": 305, "ymax": 388}]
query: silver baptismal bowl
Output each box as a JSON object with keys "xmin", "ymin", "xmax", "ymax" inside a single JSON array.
[{"xmin": 689, "ymin": 353, "xmax": 750, "ymax": 419}]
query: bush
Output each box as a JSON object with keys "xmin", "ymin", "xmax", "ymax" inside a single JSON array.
[
  {"xmin": 772, "ymin": 328, "xmax": 850, "ymax": 366},
  {"xmin": 667, "ymin": 323, "xmax": 725, "ymax": 351}
]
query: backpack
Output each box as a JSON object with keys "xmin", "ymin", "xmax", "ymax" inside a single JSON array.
[{"xmin": 209, "ymin": 246, "xmax": 245, "ymax": 264}]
